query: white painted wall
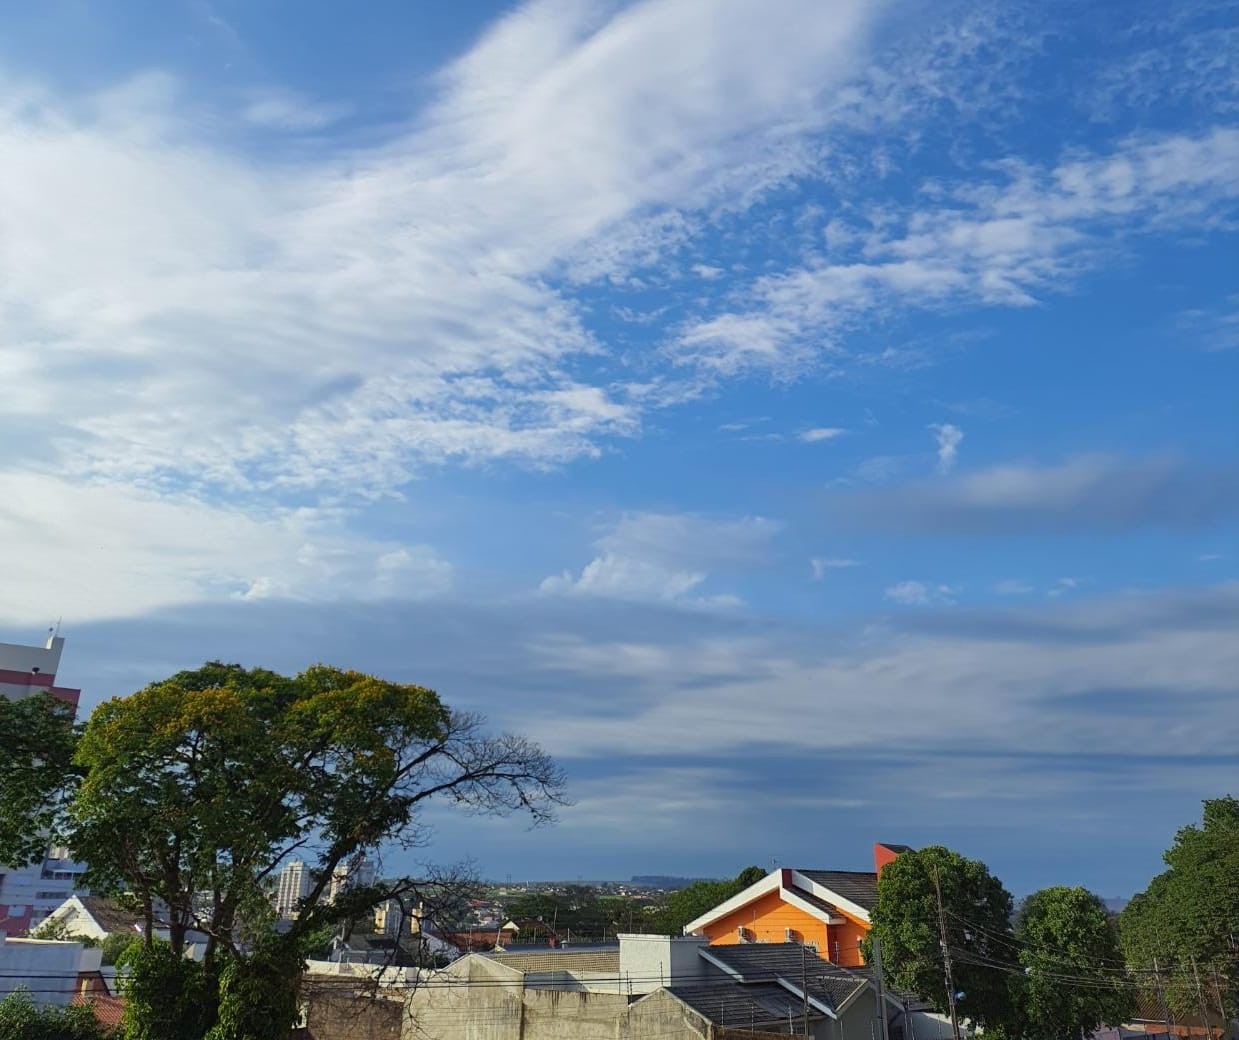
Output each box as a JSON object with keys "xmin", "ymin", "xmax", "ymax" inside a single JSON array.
[
  {"xmin": 617, "ymin": 933, "xmax": 714, "ymax": 994},
  {"xmin": 0, "ymin": 936, "xmax": 101, "ymax": 1006}
]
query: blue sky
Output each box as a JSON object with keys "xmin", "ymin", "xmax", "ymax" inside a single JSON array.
[{"xmin": 1, "ymin": 0, "xmax": 1237, "ymax": 897}]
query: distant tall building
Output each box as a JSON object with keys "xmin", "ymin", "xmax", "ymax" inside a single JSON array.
[
  {"xmin": 328, "ymin": 853, "xmax": 376, "ymax": 904},
  {"xmin": 274, "ymin": 861, "xmax": 313, "ymax": 920},
  {"xmin": 0, "ymin": 633, "xmax": 89, "ymax": 937}
]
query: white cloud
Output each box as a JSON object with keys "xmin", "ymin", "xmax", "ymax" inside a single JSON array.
[
  {"xmin": 930, "ymin": 423, "xmax": 964, "ymax": 473},
  {"xmin": 241, "ymin": 89, "xmax": 351, "ymax": 130},
  {"xmin": 800, "ymin": 427, "xmax": 847, "ymax": 443},
  {"xmin": 526, "ymin": 583, "xmax": 1239, "ymax": 762},
  {"xmin": 995, "ymin": 579, "xmax": 1034, "ymax": 595},
  {"xmin": 674, "ymin": 128, "xmax": 1239, "ymax": 374},
  {"xmin": 810, "ymin": 557, "xmax": 860, "ymax": 579},
  {"xmin": 0, "ymin": 472, "xmax": 451, "ymax": 624},
  {"xmin": 885, "ymin": 580, "xmax": 957, "ymax": 606},
  {"xmin": 541, "ymin": 511, "xmax": 778, "ymax": 606},
  {"xmin": 0, "ymin": 0, "xmax": 890, "ymax": 501},
  {"xmin": 692, "ymin": 264, "xmax": 725, "ymax": 280},
  {"xmin": 842, "ymin": 455, "xmax": 1239, "ymax": 535}
]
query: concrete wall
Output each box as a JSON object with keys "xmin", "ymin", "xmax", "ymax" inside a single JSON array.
[
  {"xmin": 0, "ymin": 936, "xmax": 100, "ymax": 1006},
  {"xmin": 403, "ymin": 957, "xmax": 800, "ymax": 1040},
  {"xmin": 618, "ymin": 933, "xmax": 713, "ymax": 994},
  {"xmin": 301, "ymin": 980, "xmax": 404, "ymax": 1040}
]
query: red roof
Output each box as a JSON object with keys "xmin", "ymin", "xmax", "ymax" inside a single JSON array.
[{"xmin": 73, "ymin": 993, "xmax": 125, "ymax": 1031}]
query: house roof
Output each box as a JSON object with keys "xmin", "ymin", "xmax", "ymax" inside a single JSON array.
[
  {"xmin": 73, "ymin": 896, "xmax": 149, "ymax": 934},
  {"xmin": 795, "ymin": 871, "xmax": 879, "ymax": 911},
  {"xmin": 485, "ymin": 948, "xmax": 620, "ymax": 974},
  {"xmin": 683, "ymin": 866, "xmax": 878, "ymax": 935},
  {"xmin": 700, "ymin": 942, "xmax": 870, "ymax": 1011},
  {"xmin": 669, "ymin": 981, "xmax": 825, "ymax": 1029},
  {"xmin": 786, "ymin": 887, "xmax": 846, "ymax": 918},
  {"xmin": 72, "ymin": 993, "xmax": 126, "ymax": 1031}
]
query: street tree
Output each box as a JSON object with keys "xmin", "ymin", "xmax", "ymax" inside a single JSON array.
[
  {"xmin": 868, "ymin": 845, "xmax": 1017, "ymax": 1032},
  {"xmin": 1, "ymin": 662, "xmax": 565, "ymax": 1040},
  {"xmin": 1014, "ymin": 886, "xmax": 1135, "ymax": 1039},
  {"xmin": 1119, "ymin": 797, "xmax": 1239, "ymax": 1020}
]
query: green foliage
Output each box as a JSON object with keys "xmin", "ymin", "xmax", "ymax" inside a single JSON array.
[
  {"xmin": 0, "ymin": 989, "xmax": 111, "ymax": 1040},
  {"xmin": 99, "ymin": 932, "xmax": 139, "ymax": 967},
  {"xmin": 116, "ymin": 941, "xmax": 215, "ymax": 1040},
  {"xmin": 0, "ymin": 693, "xmax": 78, "ymax": 867},
  {"xmin": 205, "ymin": 936, "xmax": 302, "ymax": 1040},
  {"xmin": 54, "ymin": 661, "xmax": 561, "ymax": 1040},
  {"xmin": 1119, "ymin": 797, "xmax": 1239, "ymax": 1019},
  {"xmin": 647, "ymin": 866, "xmax": 766, "ymax": 935},
  {"xmin": 1015, "ymin": 886, "xmax": 1135, "ymax": 1039},
  {"xmin": 869, "ymin": 845, "xmax": 1016, "ymax": 1031}
]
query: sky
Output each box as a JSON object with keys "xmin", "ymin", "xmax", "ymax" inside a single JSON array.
[{"xmin": 1, "ymin": 0, "xmax": 1237, "ymax": 898}]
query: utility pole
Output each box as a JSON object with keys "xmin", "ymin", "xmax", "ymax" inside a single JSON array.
[
  {"xmin": 872, "ymin": 934, "xmax": 892, "ymax": 1040},
  {"xmin": 933, "ymin": 868, "xmax": 962, "ymax": 1040},
  {"xmin": 1153, "ymin": 957, "xmax": 1173, "ymax": 1038},
  {"xmin": 1210, "ymin": 967, "xmax": 1227, "ymax": 1039},
  {"xmin": 802, "ymin": 941, "xmax": 811, "ymax": 1037},
  {"xmin": 1191, "ymin": 958, "xmax": 1211, "ymax": 1039}
]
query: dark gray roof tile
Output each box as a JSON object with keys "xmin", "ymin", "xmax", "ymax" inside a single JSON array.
[{"xmin": 796, "ymin": 870, "xmax": 879, "ymax": 910}]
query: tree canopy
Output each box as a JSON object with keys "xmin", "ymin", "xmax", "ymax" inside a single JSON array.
[
  {"xmin": 1119, "ymin": 797, "xmax": 1239, "ymax": 1021},
  {"xmin": 1, "ymin": 662, "xmax": 565, "ymax": 1040},
  {"xmin": 1014, "ymin": 886, "xmax": 1135, "ymax": 1039},
  {"xmin": 0, "ymin": 692, "xmax": 78, "ymax": 866},
  {"xmin": 0, "ymin": 990, "xmax": 109, "ymax": 1040},
  {"xmin": 869, "ymin": 845, "xmax": 1016, "ymax": 1031}
]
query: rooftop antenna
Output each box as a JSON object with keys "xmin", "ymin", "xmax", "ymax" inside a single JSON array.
[{"xmin": 54, "ymin": 617, "xmax": 62, "ymax": 637}]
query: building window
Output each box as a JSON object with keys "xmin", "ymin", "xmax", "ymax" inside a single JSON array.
[{"xmin": 36, "ymin": 891, "xmax": 69, "ymax": 900}]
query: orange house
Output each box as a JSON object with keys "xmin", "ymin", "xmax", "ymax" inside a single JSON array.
[{"xmin": 682, "ymin": 843, "xmax": 909, "ymax": 968}]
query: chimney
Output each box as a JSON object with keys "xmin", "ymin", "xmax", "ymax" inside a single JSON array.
[{"xmin": 874, "ymin": 842, "xmax": 910, "ymax": 876}]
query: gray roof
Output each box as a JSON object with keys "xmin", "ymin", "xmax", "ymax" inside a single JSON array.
[
  {"xmin": 700, "ymin": 942, "xmax": 870, "ymax": 1011},
  {"xmin": 485, "ymin": 948, "xmax": 620, "ymax": 974},
  {"xmin": 796, "ymin": 870, "xmax": 879, "ymax": 911},
  {"xmin": 669, "ymin": 982, "xmax": 825, "ymax": 1029},
  {"xmin": 786, "ymin": 885, "xmax": 844, "ymax": 917},
  {"xmin": 74, "ymin": 896, "xmax": 149, "ymax": 934}
]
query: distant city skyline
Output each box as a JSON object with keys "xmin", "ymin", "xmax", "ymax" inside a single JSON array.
[{"xmin": 1, "ymin": 0, "xmax": 1236, "ymax": 897}]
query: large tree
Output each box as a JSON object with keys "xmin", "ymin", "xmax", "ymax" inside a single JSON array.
[
  {"xmin": 1014, "ymin": 886, "xmax": 1135, "ymax": 1039},
  {"xmin": 868, "ymin": 845, "xmax": 1017, "ymax": 1032},
  {"xmin": 1, "ymin": 662, "xmax": 565, "ymax": 1040},
  {"xmin": 0, "ymin": 692, "xmax": 78, "ymax": 866},
  {"xmin": 1120, "ymin": 797, "xmax": 1239, "ymax": 1022}
]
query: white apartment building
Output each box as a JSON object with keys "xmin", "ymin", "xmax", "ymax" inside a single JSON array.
[
  {"xmin": 0, "ymin": 633, "xmax": 90, "ymax": 937},
  {"xmin": 275, "ymin": 860, "xmax": 314, "ymax": 920}
]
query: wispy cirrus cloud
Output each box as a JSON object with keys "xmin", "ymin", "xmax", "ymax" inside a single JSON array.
[
  {"xmin": 674, "ymin": 128, "xmax": 1239, "ymax": 374},
  {"xmin": 0, "ymin": 0, "xmax": 892, "ymax": 503}
]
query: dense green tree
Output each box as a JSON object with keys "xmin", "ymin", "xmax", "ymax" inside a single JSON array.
[
  {"xmin": 1120, "ymin": 797, "xmax": 1239, "ymax": 1020},
  {"xmin": 0, "ymin": 989, "xmax": 110, "ymax": 1040},
  {"xmin": 1014, "ymin": 886, "xmax": 1135, "ymax": 1039},
  {"xmin": 647, "ymin": 865, "xmax": 765, "ymax": 935},
  {"xmin": 1, "ymin": 662, "xmax": 565, "ymax": 1040},
  {"xmin": 869, "ymin": 845, "xmax": 1016, "ymax": 1032},
  {"xmin": 0, "ymin": 693, "xmax": 78, "ymax": 866}
]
